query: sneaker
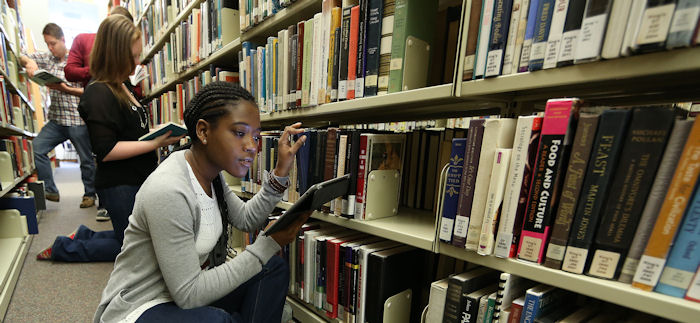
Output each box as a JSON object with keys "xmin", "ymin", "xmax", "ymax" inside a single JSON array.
[
  {"xmin": 96, "ymin": 208, "xmax": 110, "ymax": 222},
  {"xmin": 46, "ymin": 192, "xmax": 60, "ymax": 202},
  {"xmin": 80, "ymin": 196, "xmax": 96, "ymax": 208},
  {"xmin": 37, "ymin": 246, "xmax": 52, "ymax": 260}
]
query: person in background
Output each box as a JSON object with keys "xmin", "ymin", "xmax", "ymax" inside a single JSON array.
[
  {"xmin": 20, "ymin": 23, "xmax": 96, "ymax": 208},
  {"xmin": 65, "ymin": 4, "xmax": 135, "ymax": 221},
  {"xmin": 94, "ymin": 82, "xmax": 307, "ymax": 323},
  {"xmin": 36, "ymin": 15, "xmax": 182, "ymax": 262}
]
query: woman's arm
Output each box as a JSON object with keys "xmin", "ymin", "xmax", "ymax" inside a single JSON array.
[{"xmin": 102, "ymin": 131, "xmax": 183, "ymax": 162}]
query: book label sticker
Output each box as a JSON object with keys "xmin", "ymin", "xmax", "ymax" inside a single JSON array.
[
  {"xmin": 588, "ymin": 249, "xmax": 621, "ymax": 279},
  {"xmin": 485, "ymin": 50, "xmax": 504, "ymax": 77},
  {"xmin": 669, "ymin": 7, "xmax": 700, "ymax": 33},
  {"xmin": 529, "ymin": 41, "xmax": 547, "ymax": 63},
  {"xmin": 543, "ymin": 39, "xmax": 561, "ymax": 69},
  {"xmin": 390, "ymin": 58, "xmax": 403, "ymax": 71},
  {"xmin": 453, "ymin": 215, "xmax": 469, "ymax": 238},
  {"xmin": 562, "ymin": 246, "xmax": 588, "ymax": 274},
  {"xmin": 636, "ymin": 4, "xmax": 675, "ymax": 45},
  {"xmin": 381, "ymin": 16, "xmax": 394, "ymax": 35},
  {"xmin": 365, "ymin": 75, "xmax": 378, "ymax": 87},
  {"xmin": 463, "ymin": 55, "xmax": 475, "ymax": 73},
  {"xmin": 658, "ymin": 267, "xmax": 695, "ymax": 290},
  {"xmin": 356, "ymin": 78, "xmax": 365, "ymax": 98},
  {"xmin": 380, "ymin": 36, "xmax": 393, "ymax": 54},
  {"xmin": 494, "ymin": 233, "xmax": 513, "ymax": 258},
  {"xmin": 518, "ymin": 236, "xmax": 541, "ymax": 262},
  {"xmin": 576, "ymin": 14, "xmax": 606, "ymax": 60},
  {"xmin": 633, "ymin": 255, "xmax": 666, "ymax": 286},
  {"xmin": 338, "ymin": 81, "xmax": 347, "ymax": 100},
  {"xmin": 439, "ymin": 218, "xmax": 455, "ymax": 242},
  {"xmin": 518, "ymin": 39, "xmax": 533, "ymax": 70},
  {"xmin": 545, "ymin": 243, "xmax": 566, "ymax": 261},
  {"xmin": 378, "ymin": 76, "xmax": 389, "ymax": 88},
  {"xmin": 686, "ymin": 271, "xmax": 700, "ymax": 300}
]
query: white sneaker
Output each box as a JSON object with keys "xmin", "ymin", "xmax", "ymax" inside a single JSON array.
[{"xmin": 96, "ymin": 208, "xmax": 110, "ymax": 221}]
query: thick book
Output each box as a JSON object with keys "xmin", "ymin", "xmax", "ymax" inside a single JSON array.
[
  {"xmin": 474, "ymin": 0, "xmax": 497, "ymax": 79},
  {"xmin": 600, "ymin": 0, "xmax": 632, "ymax": 59},
  {"xmin": 426, "ymin": 278, "xmax": 450, "ymax": 322},
  {"xmin": 528, "ymin": 0, "xmax": 556, "ymax": 71},
  {"xmin": 309, "ymin": 13, "xmax": 323, "ymax": 106},
  {"xmin": 463, "ymin": 0, "xmax": 485, "ymax": 80},
  {"xmin": 561, "ymin": 109, "xmax": 631, "ymax": 274},
  {"xmin": 302, "ymin": 19, "xmax": 314, "ymax": 106},
  {"xmin": 461, "ymin": 284, "xmax": 499, "ymax": 323},
  {"xmin": 453, "ymin": 120, "xmax": 486, "ymax": 248},
  {"xmin": 556, "ymin": 0, "xmax": 587, "ymax": 66},
  {"xmin": 520, "ymin": 285, "xmax": 567, "ymax": 323},
  {"xmin": 363, "ymin": 0, "xmax": 384, "ymax": 97},
  {"xmin": 356, "ymin": 240, "xmax": 401, "ymax": 323},
  {"xmin": 377, "ymin": 0, "xmax": 396, "ymax": 95},
  {"xmin": 296, "ymin": 21, "xmax": 305, "ymax": 107},
  {"xmin": 495, "ymin": 115, "xmax": 543, "ymax": 258},
  {"xmin": 502, "ymin": 0, "xmax": 526, "ymax": 75},
  {"xmin": 508, "ymin": 296, "xmax": 525, "ymax": 323},
  {"xmin": 518, "ymin": 0, "xmax": 541, "ymax": 72},
  {"xmin": 632, "ymin": 118, "xmax": 700, "ymax": 290},
  {"xmin": 620, "ymin": 1, "xmax": 646, "ymax": 56},
  {"xmin": 588, "ymin": 107, "xmax": 675, "ymax": 280},
  {"xmin": 477, "ymin": 148, "xmax": 512, "ymax": 255},
  {"xmin": 387, "ymin": 0, "xmax": 437, "ymax": 92},
  {"xmin": 327, "ymin": 7, "xmax": 342, "ymax": 102},
  {"xmin": 138, "ymin": 122, "xmax": 187, "ymax": 141},
  {"xmin": 439, "ymin": 138, "xmax": 469, "ymax": 243},
  {"xmin": 484, "ymin": 0, "xmax": 515, "ymax": 77},
  {"xmin": 517, "ymin": 99, "xmax": 580, "ymax": 264},
  {"xmin": 542, "ymin": 0, "xmax": 570, "ymax": 69},
  {"xmin": 347, "ymin": 6, "xmax": 360, "ymax": 100},
  {"xmin": 634, "ymin": 0, "xmax": 678, "ymax": 53},
  {"xmin": 355, "ymin": 0, "xmax": 369, "ymax": 98},
  {"xmin": 618, "ymin": 120, "xmax": 694, "ymax": 283},
  {"xmin": 543, "ymin": 113, "xmax": 599, "ymax": 269},
  {"xmin": 573, "ymin": 0, "xmax": 613, "ymax": 64},
  {"xmin": 666, "ymin": 0, "xmax": 700, "ymax": 49},
  {"xmin": 339, "ymin": 6, "xmax": 352, "ymax": 100},
  {"xmin": 466, "ymin": 119, "xmax": 517, "ymax": 251},
  {"xmin": 655, "ymin": 184, "xmax": 700, "ymax": 297},
  {"xmin": 442, "ymin": 267, "xmax": 500, "ymax": 323},
  {"xmin": 30, "ymin": 69, "xmax": 64, "ymax": 86}
]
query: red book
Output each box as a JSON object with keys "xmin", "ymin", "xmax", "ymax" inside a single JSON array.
[
  {"xmin": 346, "ymin": 5, "xmax": 360, "ymax": 100},
  {"xmin": 9, "ymin": 136, "xmax": 23, "ymax": 177},
  {"xmin": 508, "ymin": 296, "xmax": 525, "ymax": 323},
  {"xmin": 326, "ymin": 234, "xmax": 363, "ymax": 318},
  {"xmin": 296, "ymin": 21, "xmax": 305, "ymax": 108},
  {"xmin": 354, "ymin": 134, "xmax": 369, "ymax": 220}
]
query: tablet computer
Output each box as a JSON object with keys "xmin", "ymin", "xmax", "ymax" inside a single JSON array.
[{"xmin": 264, "ymin": 174, "xmax": 350, "ymax": 236}]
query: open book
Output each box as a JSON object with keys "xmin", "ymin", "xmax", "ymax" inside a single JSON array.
[
  {"xmin": 138, "ymin": 122, "xmax": 188, "ymax": 141},
  {"xmin": 129, "ymin": 65, "xmax": 149, "ymax": 86},
  {"xmin": 30, "ymin": 69, "xmax": 64, "ymax": 86}
]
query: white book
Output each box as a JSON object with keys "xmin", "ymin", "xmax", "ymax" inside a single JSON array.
[
  {"xmin": 356, "ymin": 240, "xmax": 401, "ymax": 323},
  {"xmin": 634, "ymin": 1, "xmax": 677, "ymax": 49},
  {"xmin": 601, "ymin": 0, "xmax": 632, "ymax": 59},
  {"xmin": 573, "ymin": 1, "xmax": 612, "ymax": 63},
  {"xmin": 320, "ymin": 0, "xmax": 334, "ymax": 104},
  {"xmin": 494, "ymin": 273, "xmax": 536, "ymax": 322},
  {"xmin": 426, "ymin": 278, "xmax": 449, "ymax": 323},
  {"xmin": 303, "ymin": 227, "xmax": 342, "ymax": 303},
  {"xmin": 465, "ymin": 118, "xmax": 517, "ymax": 250},
  {"xmin": 310, "ymin": 13, "xmax": 323, "ymax": 106},
  {"xmin": 279, "ymin": 29, "xmax": 289, "ymax": 111},
  {"xmin": 542, "ymin": 0, "xmax": 570, "ymax": 69},
  {"xmin": 478, "ymin": 148, "xmax": 512, "ymax": 256},
  {"xmin": 475, "ymin": 0, "xmax": 497, "ymax": 78},
  {"xmin": 502, "ymin": 0, "xmax": 525, "ymax": 75},
  {"xmin": 494, "ymin": 115, "xmax": 539, "ymax": 258},
  {"xmin": 510, "ymin": 0, "xmax": 531, "ymax": 74}
]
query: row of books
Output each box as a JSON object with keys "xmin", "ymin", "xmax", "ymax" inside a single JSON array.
[
  {"xmin": 237, "ymin": 0, "xmax": 443, "ymax": 113},
  {"xmin": 0, "ymin": 76, "xmax": 36, "ymax": 134},
  {"xmin": 138, "ymin": 0, "xmax": 196, "ymax": 51},
  {"xmin": 431, "ymin": 268, "xmax": 670, "ymax": 323},
  {"xmin": 0, "ymin": 136, "xmax": 34, "ymax": 184},
  {"xmin": 145, "ymin": 65, "xmax": 239, "ymax": 126},
  {"xmin": 438, "ymin": 99, "xmax": 700, "ymax": 301},
  {"xmin": 141, "ymin": 0, "xmax": 239, "ymax": 89},
  {"xmin": 238, "ymin": 0, "xmax": 296, "ymax": 32},
  {"xmin": 462, "ymin": 0, "xmax": 700, "ymax": 80}
]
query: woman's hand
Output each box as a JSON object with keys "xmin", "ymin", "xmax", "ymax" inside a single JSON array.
[
  {"xmin": 152, "ymin": 131, "xmax": 186, "ymax": 148},
  {"xmin": 268, "ymin": 211, "xmax": 313, "ymax": 246},
  {"xmin": 273, "ymin": 122, "xmax": 306, "ymax": 177}
]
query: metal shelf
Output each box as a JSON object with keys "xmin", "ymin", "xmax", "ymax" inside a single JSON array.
[
  {"xmin": 141, "ymin": 0, "xmax": 204, "ymax": 63},
  {"xmin": 0, "ymin": 69, "xmax": 35, "ymax": 112},
  {"xmin": 286, "ymin": 296, "xmax": 331, "ymax": 323},
  {"xmin": 230, "ymin": 185, "xmax": 437, "ymax": 252},
  {"xmin": 0, "ymin": 171, "xmax": 33, "ymax": 198},
  {"xmin": 0, "ymin": 123, "xmax": 36, "ymax": 138},
  {"xmin": 439, "ymin": 243, "xmax": 700, "ymax": 323}
]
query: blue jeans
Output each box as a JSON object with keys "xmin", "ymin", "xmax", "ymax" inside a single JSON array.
[
  {"xmin": 51, "ymin": 185, "xmax": 140, "ymax": 262},
  {"xmin": 136, "ymin": 256, "xmax": 289, "ymax": 323},
  {"xmin": 33, "ymin": 120, "xmax": 96, "ymax": 196}
]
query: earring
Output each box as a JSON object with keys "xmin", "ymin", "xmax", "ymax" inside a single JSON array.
[{"xmin": 203, "ymin": 139, "xmax": 207, "ymax": 144}]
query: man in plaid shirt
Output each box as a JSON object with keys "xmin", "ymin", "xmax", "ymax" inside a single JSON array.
[{"xmin": 20, "ymin": 23, "xmax": 96, "ymax": 208}]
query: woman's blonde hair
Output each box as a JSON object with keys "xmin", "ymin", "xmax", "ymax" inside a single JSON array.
[{"xmin": 89, "ymin": 15, "xmax": 141, "ymax": 106}]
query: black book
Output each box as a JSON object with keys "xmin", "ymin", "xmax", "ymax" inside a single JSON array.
[
  {"xmin": 289, "ymin": 29, "xmax": 298, "ymax": 109},
  {"xmin": 588, "ymin": 107, "xmax": 675, "ymax": 280},
  {"xmin": 462, "ymin": 284, "xmax": 499, "ymax": 323},
  {"xmin": 556, "ymin": 0, "xmax": 589, "ymax": 67},
  {"xmin": 344, "ymin": 130, "xmax": 362, "ymax": 218},
  {"xmin": 363, "ymin": 0, "xmax": 383, "ymax": 97},
  {"xmin": 442, "ymin": 267, "xmax": 500, "ymax": 323},
  {"xmin": 331, "ymin": 27, "xmax": 342, "ymax": 101},
  {"xmin": 561, "ymin": 109, "xmax": 632, "ymax": 275},
  {"xmin": 355, "ymin": 0, "xmax": 369, "ymax": 98}
]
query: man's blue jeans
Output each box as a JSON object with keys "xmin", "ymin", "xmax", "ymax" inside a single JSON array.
[
  {"xmin": 136, "ymin": 256, "xmax": 290, "ymax": 323},
  {"xmin": 51, "ymin": 185, "xmax": 140, "ymax": 262},
  {"xmin": 33, "ymin": 120, "xmax": 96, "ymax": 197}
]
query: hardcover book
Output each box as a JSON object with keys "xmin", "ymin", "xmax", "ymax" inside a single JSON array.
[
  {"xmin": 477, "ymin": 148, "xmax": 512, "ymax": 255},
  {"xmin": 528, "ymin": 0, "xmax": 555, "ymax": 71},
  {"xmin": 439, "ymin": 138, "xmax": 469, "ymax": 243},
  {"xmin": 453, "ymin": 119, "xmax": 486, "ymax": 248}
]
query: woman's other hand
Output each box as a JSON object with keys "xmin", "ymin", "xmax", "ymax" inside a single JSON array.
[{"xmin": 273, "ymin": 122, "xmax": 306, "ymax": 177}]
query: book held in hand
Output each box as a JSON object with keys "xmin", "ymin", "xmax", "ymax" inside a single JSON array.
[
  {"xmin": 138, "ymin": 122, "xmax": 188, "ymax": 141},
  {"xmin": 29, "ymin": 69, "xmax": 64, "ymax": 86}
]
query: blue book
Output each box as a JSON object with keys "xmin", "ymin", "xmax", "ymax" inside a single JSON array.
[
  {"xmin": 518, "ymin": 0, "xmax": 542, "ymax": 72},
  {"xmin": 520, "ymin": 285, "xmax": 566, "ymax": 323},
  {"xmin": 528, "ymin": 0, "xmax": 555, "ymax": 71},
  {"xmin": 484, "ymin": 0, "xmax": 514, "ymax": 77},
  {"xmin": 138, "ymin": 122, "xmax": 187, "ymax": 141},
  {"xmin": 295, "ymin": 131, "xmax": 312, "ymax": 195},
  {"xmin": 363, "ymin": 0, "xmax": 383, "ymax": 97},
  {"xmin": 0, "ymin": 195, "xmax": 38, "ymax": 234},
  {"xmin": 655, "ymin": 182, "xmax": 700, "ymax": 297},
  {"xmin": 666, "ymin": 0, "xmax": 700, "ymax": 49},
  {"xmin": 438, "ymin": 138, "xmax": 468, "ymax": 243}
]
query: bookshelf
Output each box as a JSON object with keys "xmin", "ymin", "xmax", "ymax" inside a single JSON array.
[
  {"xmin": 137, "ymin": 0, "xmax": 700, "ymax": 322},
  {"xmin": 0, "ymin": 231, "xmax": 30, "ymax": 319},
  {"xmin": 286, "ymin": 296, "xmax": 330, "ymax": 323},
  {"xmin": 134, "ymin": 0, "xmax": 156, "ymax": 26},
  {"xmin": 141, "ymin": 0, "xmax": 205, "ymax": 62}
]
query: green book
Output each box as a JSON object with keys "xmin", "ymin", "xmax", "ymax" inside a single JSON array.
[{"xmin": 387, "ymin": 0, "xmax": 437, "ymax": 93}]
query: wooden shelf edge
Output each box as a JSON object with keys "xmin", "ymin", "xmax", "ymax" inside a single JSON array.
[
  {"xmin": 142, "ymin": 0, "xmax": 204, "ymax": 63},
  {"xmin": 438, "ymin": 243, "xmax": 699, "ymax": 323}
]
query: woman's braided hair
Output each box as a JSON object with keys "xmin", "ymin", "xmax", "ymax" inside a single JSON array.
[
  {"xmin": 181, "ymin": 81, "xmax": 257, "ymax": 267},
  {"xmin": 183, "ymin": 81, "xmax": 256, "ymax": 144}
]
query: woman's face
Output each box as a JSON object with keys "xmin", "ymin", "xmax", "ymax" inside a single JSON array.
[
  {"xmin": 206, "ymin": 101, "xmax": 261, "ymax": 178},
  {"xmin": 131, "ymin": 37, "xmax": 142, "ymax": 69}
]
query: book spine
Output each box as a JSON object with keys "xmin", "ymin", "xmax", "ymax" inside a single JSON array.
[
  {"xmin": 356, "ymin": 0, "xmax": 369, "ymax": 98},
  {"xmin": 621, "ymin": 1, "xmax": 646, "ymax": 56},
  {"xmin": 508, "ymin": 299, "xmax": 524, "ymax": 323},
  {"xmin": 528, "ymin": 0, "xmax": 555, "ymax": 71},
  {"xmin": 339, "ymin": 7, "xmax": 352, "ymax": 100},
  {"xmin": 495, "ymin": 116, "xmax": 541, "ymax": 258},
  {"xmin": 484, "ymin": 0, "xmax": 514, "ymax": 77},
  {"xmin": 289, "ymin": 28, "xmax": 297, "ymax": 109},
  {"xmin": 600, "ymin": 0, "xmax": 632, "ymax": 59},
  {"xmin": 387, "ymin": 0, "xmax": 407, "ymax": 92},
  {"xmin": 502, "ymin": 0, "xmax": 525, "ymax": 75},
  {"xmin": 655, "ymin": 185, "xmax": 700, "ymax": 297},
  {"xmin": 463, "ymin": 0, "xmax": 485, "ymax": 80},
  {"xmin": 685, "ymin": 266, "xmax": 700, "ymax": 302},
  {"xmin": 634, "ymin": 0, "xmax": 678, "ymax": 53},
  {"xmin": 542, "ymin": 0, "xmax": 569, "ymax": 69},
  {"xmin": 543, "ymin": 114, "xmax": 598, "ymax": 269},
  {"xmin": 666, "ymin": 0, "xmax": 700, "ymax": 48},
  {"xmin": 517, "ymin": 0, "xmax": 541, "ymax": 72},
  {"xmin": 453, "ymin": 120, "xmax": 486, "ymax": 248},
  {"xmin": 296, "ymin": 21, "xmax": 304, "ymax": 107},
  {"xmin": 363, "ymin": 0, "xmax": 383, "ymax": 97},
  {"xmin": 508, "ymin": 0, "xmax": 530, "ymax": 74},
  {"xmin": 302, "ymin": 19, "xmax": 314, "ymax": 106},
  {"xmin": 347, "ymin": 6, "xmax": 360, "ymax": 100},
  {"xmin": 355, "ymin": 135, "xmax": 370, "ymax": 220},
  {"xmin": 377, "ymin": 0, "xmax": 395, "ymax": 94},
  {"xmin": 439, "ymin": 139, "xmax": 469, "ymax": 243},
  {"xmin": 331, "ymin": 27, "xmax": 341, "ymax": 101},
  {"xmin": 478, "ymin": 149, "xmax": 512, "ymax": 255},
  {"xmin": 561, "ymin": 109, "xmax": 632, "ymax": 274},
  {"xmin": 619, "ymin": 120, "xmax": 694, "ymax": 283},
  {"xmin": 517, "ymin": 99, "xmax": 579, "ymax": 264},
  {"xmin": 474, "ymin": 0, "xmax": 497, "ymax": 79},
  {"xmin": 443, "ymin": 278, "xmax": 463, "ymax": 323},
  {"xmin": 573, "ymin": 0, "xmax": 613, "ymax": 63},
  {"xmin": 310, "ymin": 13, "xmax": 322, "ymax": 106},
  {"xmin": 588, "ymin": 107, "xmax": 675, "ymax": 280},
  {"xmin": 632, "ymin": 118, "xmax": 700, "ymax": 290}
]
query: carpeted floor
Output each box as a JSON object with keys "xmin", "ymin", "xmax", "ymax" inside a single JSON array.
[{"xmin": 3, "ymin": 162, "xmax": 115, "ymax": 323}]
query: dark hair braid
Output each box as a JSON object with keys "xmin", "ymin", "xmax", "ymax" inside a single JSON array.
[{"xmin": 183, "ymin": 81, "xmax": 256, "ymax": 144}]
